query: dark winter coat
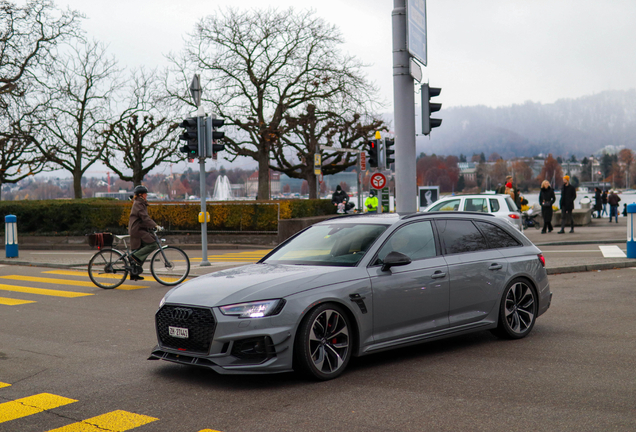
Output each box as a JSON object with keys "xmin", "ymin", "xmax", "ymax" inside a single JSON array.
[
  {"xmin": 602, "ymin": 191, "xmax": 608, "ymax": 205},
  {"xmin": 331, "ymin": 190, "xmax": 349, "ymax": 205},
  {"xmin": 608, "ymin": 193, "xmax": 621, "ymax": 207},
  {"xmin": 128, "ymin": 197, "xmax": 157, "ymax": 250},
  {"xmin": 539, "ymin": 186, "xmax": 556, "ymax": 208},
  {"xmin": 560, "ymin": 183, "xmax": 577, "ymax": 211},
  {"xmin": 594, "ymin": 190, "xmax": 602, "ymax": 211}
]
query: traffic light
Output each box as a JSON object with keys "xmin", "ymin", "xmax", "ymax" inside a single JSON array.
[
  {"xmin": 211, "ymin": 117, "xmax": 225, "ymax": 153},
  {"xmin": 367, "ymin": 140, "xmax": 378, "ymax": 168},
  {"xmin": 384, "ymin": 138, "xmax": 395, "ymax": 166},
  {"xmin": 421, "ymin": 83, "xmax": 442, "ymax": 135},
  {"xmin": 178, "ymin": 117, "xmax": 199, "ymax": 157}
]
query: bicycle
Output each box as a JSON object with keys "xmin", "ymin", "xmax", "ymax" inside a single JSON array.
[{"xmin": 88, "ymin": 229, "xmax": 190, "ymax": 289}]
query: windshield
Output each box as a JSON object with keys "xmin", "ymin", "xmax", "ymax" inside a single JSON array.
[{"xmin": 263, "ymin": 223, "xmax": 388, "ymax": 267}]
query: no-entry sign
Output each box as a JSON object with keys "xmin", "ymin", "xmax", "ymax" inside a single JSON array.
[{"xmin": 370, "ymin": 173, "xmax": 387, "ymax": 190}]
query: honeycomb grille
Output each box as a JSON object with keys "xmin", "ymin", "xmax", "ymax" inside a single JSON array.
[{"xmin": 156, "ymin": 305, "xmax": 216, "ymax": 354}]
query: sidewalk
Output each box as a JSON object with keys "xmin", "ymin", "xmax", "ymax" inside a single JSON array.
[{"xmin": 1, "ymin": 215, "xmax": 633, "ymax": 276}]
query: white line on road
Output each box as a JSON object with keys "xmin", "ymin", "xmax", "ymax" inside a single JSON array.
[{"xmin": 599, "ymin": 245, "xmax": 627, "ymax": 258}]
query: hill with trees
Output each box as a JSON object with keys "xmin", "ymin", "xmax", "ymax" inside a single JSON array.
[{"xmin": 419, "ymin": 90, "xmax": 636, "ymax": 158}]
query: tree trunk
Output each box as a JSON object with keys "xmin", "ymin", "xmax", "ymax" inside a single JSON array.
[
  {"xmin": 308, "ymin": 172, "xmax": 317, "ymax": 199},
  {"xmin": 73, "ymin": 171, "xmax": 83, "ymax": 199},
  {"xmin": 257, "ymin": 151, "xmax": 270, "ymax": 200}
]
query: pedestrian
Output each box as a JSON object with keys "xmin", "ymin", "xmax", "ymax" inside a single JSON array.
[
  {"xmin": 608, "ymin": 190, "xmax": 621, "ymax": 223},
  {"xmin": 128, "ymin": 185, "xmax": 160, "ymax": 281},
  {"xmin": 364, "ymin": 189, "xmax": 378, "ymax": 212},
  {"xmin": 539, "ymin": 180, "xmax": 555, "ymax": 233},
  {"xmin": 594, "ymin": 187, "xmax": 602, "ymax": 218},
  {"xmin": 623, "ymin": 203, "xmax": 628, "ymax": 217},
  {"xmin": 497, "ymin": 175, "xmax": 521, "ymax": 208},
  {"xmin": 331, "ymin": 185, "xmax": 354, "ymax": 213},
  {"xmin": 558, "ymin": 175, "xmax": 577, "ymax": 234},
  {"xmin": 601, "ymin": 189, "xmax": 608, "ymax": 216}
]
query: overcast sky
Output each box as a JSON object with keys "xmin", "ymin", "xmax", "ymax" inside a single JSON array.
[
  {"xmin": 27, "ymin": 0, "xmax": 636, "ymax": 178},
  {"xmin": 51, "ymin": 0, "xmax": 636, "ymax": 108}
]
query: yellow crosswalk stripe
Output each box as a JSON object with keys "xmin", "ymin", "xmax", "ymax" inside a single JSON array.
[
  {"xmin": 0, "ymin": 296, "xmax": 36, "ymax": 306},
  {"xmin": 47, "ymin": 410, "xmax": 158, "ymax": 432},
  {"xmin": 0, "ymin": 382, "xmax": 10, "ymax": 389},
  {"xmin": 42, "ymin": 270, "xmax": 184, "ymax": 287},
  {"xmin": 0, "ymin": 275, "xmax": 147, "ymax": 290},
  {"xmin": 0, "ymin": 393, "xmax": 77, "ymax": 423},
  {"xmin": 44, "ymin": 270, "xmax": 128, "ymax": 280},
  {"xmin": 0, "ymin": 284, "xmax": 93, "ymax": 298}
]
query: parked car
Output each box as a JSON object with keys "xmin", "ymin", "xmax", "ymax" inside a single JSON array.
[
  {"xmin": 421, "ymin": 194, "xmax": 523, "ymax": 231},
  {"xmin": 149, "ymin": 212, "xmax": 551, "ymax": 380}
]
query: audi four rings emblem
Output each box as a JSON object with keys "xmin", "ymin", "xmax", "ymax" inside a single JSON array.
[{"xmin": 171, "ymin": 308, "xmax": 193, "ymax": 320}]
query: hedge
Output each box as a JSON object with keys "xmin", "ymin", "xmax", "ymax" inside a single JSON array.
[{"xmin": 0, "ymin": 199, "xmax": 337, "ymax": 235}]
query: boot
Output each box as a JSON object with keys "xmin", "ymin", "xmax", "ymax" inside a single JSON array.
[
  {"xmin": 557, "ymin": 229, "xmax": 565, "ymax": 234},
  {"xmin": 130, "ymin": 274, "xmax": 144, "ymax": 281}
]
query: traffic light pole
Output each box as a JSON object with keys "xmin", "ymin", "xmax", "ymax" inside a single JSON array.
[
  {"xmin": 197, "ymin": 107, "xmax": 211, "ymax": 267},
  {"xmin": 392, "ymin": 0, "xmax": 417, "ymax": 213}
]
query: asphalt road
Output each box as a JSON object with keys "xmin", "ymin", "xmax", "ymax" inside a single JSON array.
[{"xmin": 0, "ymin": 264, "xmax": 635, "ymax": 432}]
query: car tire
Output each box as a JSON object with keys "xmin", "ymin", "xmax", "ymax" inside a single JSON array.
[
  {"xmin": 491, "ymin": 278, "xmax": 538, "ymax": 340},
  {"xmin": 294, "ymin": 303, "xmax": 353, "ymax": 381}
]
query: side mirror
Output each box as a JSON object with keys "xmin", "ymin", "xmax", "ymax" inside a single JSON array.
[{"xmin": 381, "ymin": 251, "xmax": 412, "ymax": 272}]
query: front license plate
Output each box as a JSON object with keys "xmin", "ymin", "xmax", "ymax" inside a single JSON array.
[{"xmin": 168, "ymin": 326, "xmax": 189, "ymax": 339}]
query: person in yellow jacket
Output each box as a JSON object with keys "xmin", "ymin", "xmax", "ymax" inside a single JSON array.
[{"xmin": 365, "ymin": 189, "xmax": 378, "ymax": 212}]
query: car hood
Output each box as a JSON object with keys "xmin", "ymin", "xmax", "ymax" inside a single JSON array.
[{"xmin": 163, "ymin": 263, "xmax": 364, "ymax": 308}]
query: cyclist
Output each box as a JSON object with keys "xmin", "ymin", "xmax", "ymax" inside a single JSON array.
[{"xmin": 128, "ymin": 185, "xmax": 161, "ymax": 281}]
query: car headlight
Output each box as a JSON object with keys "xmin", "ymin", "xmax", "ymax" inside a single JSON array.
[
  {"xmin": 159, "ymin": 296, "xmax": 166, "ymax": 308},
  {"xmin": 219, "ymin": 299, "xmax": 285, "ymax": 318}
]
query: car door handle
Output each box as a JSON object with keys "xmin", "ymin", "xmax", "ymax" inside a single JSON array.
[
  {"xmin": 431, "ymin": 271, "xmax": 446, "ymax": 279},
  {"xmin": 489, "ymin": 263, "xmax": 503, "ymax": 270}
]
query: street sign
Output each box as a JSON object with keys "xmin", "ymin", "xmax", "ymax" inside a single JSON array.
[
  {"xmin": 189, "ymin": 74, "xmax": 202, "ymax": 107},
  {"xmin": 360, "ymin": 152, "xmax": 367, "ymax": 171},
  {"xmin": 406, "ymin": 0, "xmax": 427, "ymax": 66},
  {"xmin": 370, "ymin": 172, "xmax": 387, "ymax": 190},
  {"xmin": 409, "ymin": 58, "xmax": 422, "ymax": 82},
  {"xmin": 314, "ymin": 154, "xmax": 322, "ymax": 175}
]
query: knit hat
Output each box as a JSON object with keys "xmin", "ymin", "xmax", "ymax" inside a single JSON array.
[
  {"xmin": 563, "ymin": 175, "xmax": 570, "ymax": 182},
  {"xmin": 505, "ymin": 182, "xmax": 512, "ymax": 188}
]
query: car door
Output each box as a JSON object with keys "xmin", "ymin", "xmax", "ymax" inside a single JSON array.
[
  {"xmin": 368, "ymin": 220, "xmax": 450, "ymax": 343},
  {"xmin": 435, "ymin": 218, "xmax": 508, "ymax": 327}
]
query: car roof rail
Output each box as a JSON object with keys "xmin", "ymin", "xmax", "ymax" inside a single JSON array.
[{"xmin": 403, "ymin": 211, "xmax": 496, "ymax": 220}]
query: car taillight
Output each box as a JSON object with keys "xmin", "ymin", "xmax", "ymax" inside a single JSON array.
[
  {"xmin": 508, "ymin": 213, "xmax": 520, "ymax": 219},
  {"xmin": 538, "ymin": 253, "xmax": 545, "ymax": 267}
]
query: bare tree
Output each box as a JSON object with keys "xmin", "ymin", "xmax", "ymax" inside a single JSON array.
[
  {"xmin": 168, "ymin": 7, "xmax": 378, "ymax": 199},
  {"xmin": 31, "ymin": 40, "xmax": 121, "ymax": 198},
  {"xmin": 0, "ymin": 113, "xmax": 46, "ymax": 199},
  {"xmin": 101, "ymin": 68, "xmax": 181, "ymax": 186},
  {"xmin": 273, "ymin": 104, "xmax": 386, "ymax": 198},
  {"xmin": 0, "ymin": 0, "xmax": 82, "ymax": 98}
]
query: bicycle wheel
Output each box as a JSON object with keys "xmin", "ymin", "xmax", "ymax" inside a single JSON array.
[
  {"xmin": 150, "ymin": 246, "xmax": 190, "ymax": 286},
  {"xmin": 88, "ymin": 249, "xmax": 128, "ymax": 289}
]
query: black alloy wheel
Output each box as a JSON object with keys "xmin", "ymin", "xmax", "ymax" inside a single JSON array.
[
  {"xmin": 295, "ymin": 303, "xmax": 352, "ymax": 380},
  {"xmin": 492, "ymin": 278, "xmax": 537, "ymax": 339}
]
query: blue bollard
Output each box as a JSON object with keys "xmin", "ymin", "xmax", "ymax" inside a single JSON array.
[
  {"xmin": 627, "ymin": 204, "xmax": 636, "ymax": 259},
  {"xmin": 5, "ymin": 214, "xmax": 18, "ymax": 258}
]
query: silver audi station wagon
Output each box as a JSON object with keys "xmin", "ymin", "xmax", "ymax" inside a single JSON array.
[{"xmin": 149, "ymin": 212, "xmax": 552, "ymax": 380}]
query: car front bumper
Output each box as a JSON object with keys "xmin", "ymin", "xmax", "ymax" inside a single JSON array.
[{"xmin": 148, "ymin": 303, "xmax": 296, "ymax": 374}]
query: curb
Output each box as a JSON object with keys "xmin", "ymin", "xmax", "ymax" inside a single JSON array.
[
  {"xmin": 546, "ymin": 261, "xmax": 635, "ymax": 275},
  {"xmin": 535, "ymin": 239, "xmax": 625, "ymax": 247}
]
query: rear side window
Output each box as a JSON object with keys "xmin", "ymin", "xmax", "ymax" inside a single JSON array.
[
  {"xmin": 475, "ymin": 221, "xmax": 521, "ymax": 249},
  {"xmin": 505, "ymin": 197, "xmax": 518, "ymax": 211},
  {"xmin": 489, "ymin": 198, "xmax": 500, "ymax": 212},
  {"xmin": 463, "ymin": 198, "xmax": 488, "ymax": 212},
  {"xmin": 429, "ymin": 199, "xmax": 460, "ymax": 212},
  {"xmin": 436, "ymin": 219, "xmax": 489, "ymax": 254}
]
